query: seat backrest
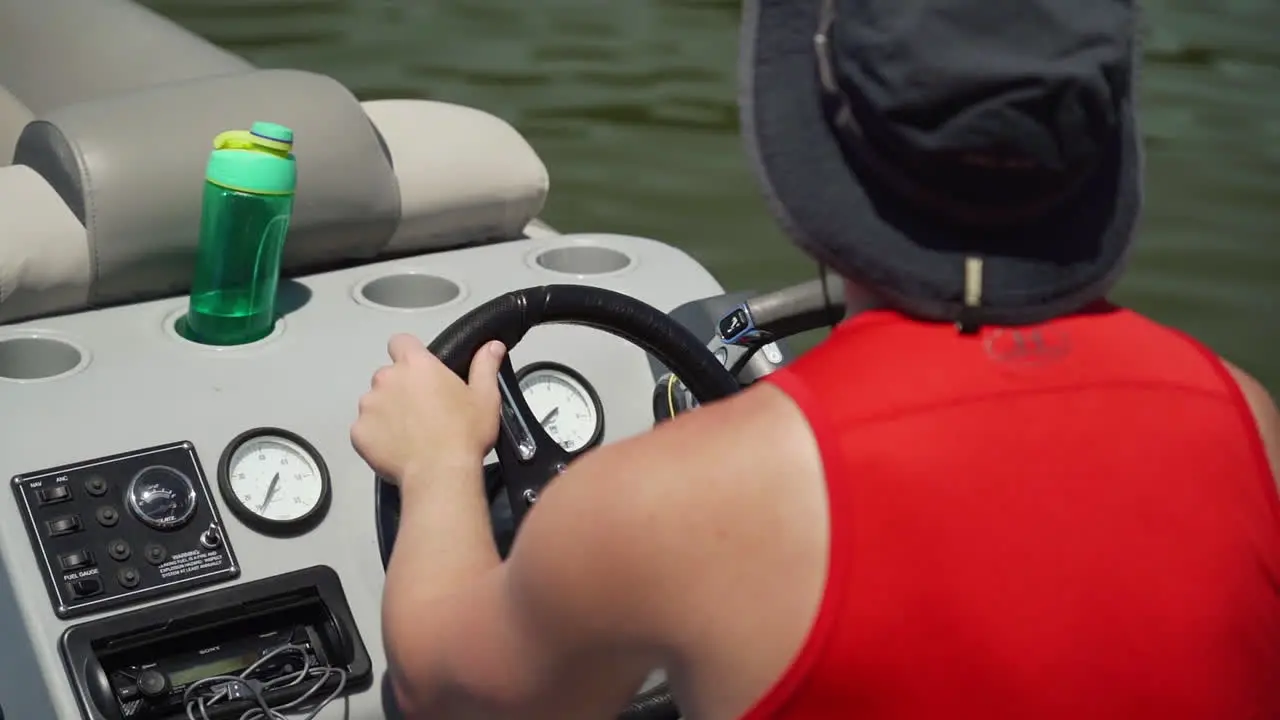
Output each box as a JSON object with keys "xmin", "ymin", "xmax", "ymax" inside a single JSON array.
[
  {"xmin": 0, "ymin": 85, "xmax": 33, "ymax": 165},
  {"xmin": 361, "ymin": 99, "xmax": 550, "ymax": 252},
  {"xmin": 0, "ymin": 0, "xmax": 251, "ymax": 116},
  {"xmin": 11, "ymin": 69, "xmax": 400, "ymax": 312},
  {"xmin": 0, "ymin": 164, "xmax": 92, "ymax": 319},
  {"xmin": 1, "ymin": 69, "xmax": 549, "ymax": 324}
]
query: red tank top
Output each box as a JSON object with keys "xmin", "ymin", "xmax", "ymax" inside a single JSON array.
[{"xmin": 747, "ymin": 306, "xmax": 1280, "ymax": 720}]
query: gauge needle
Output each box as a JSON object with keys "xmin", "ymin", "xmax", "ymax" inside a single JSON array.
[
  {"xmin": 540, "ymin": 407, "xmax": 560, "ymax": 425},
  {"xmin": 259, "ymin": 473, "xmax": 281, "ymax": 512}
]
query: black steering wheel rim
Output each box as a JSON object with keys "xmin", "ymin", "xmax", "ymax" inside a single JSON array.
[
  {"xmin": 375, "ymin": 284, "xmax": 739, "ymax": 720},
  {"xmin": 428, "ymin": 283, "xmax": 739, "ymax": 398}
]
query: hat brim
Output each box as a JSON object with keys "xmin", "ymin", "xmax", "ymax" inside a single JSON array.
[{"xmin": 739, "ymin": 0, "xmax": 1142, "ymax": 326}]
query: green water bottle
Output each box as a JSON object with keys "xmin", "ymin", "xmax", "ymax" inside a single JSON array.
[{"xmin": 183, "ymin": 121, "xmax": 297, "ymax": 346}]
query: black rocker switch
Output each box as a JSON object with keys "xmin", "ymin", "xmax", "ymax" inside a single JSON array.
[
  {"xmin": 36, "ymin": 485, "xmax": 72, "ymax": 505},
  {"xmin": 59, "ymin": 550, "xmax": 95, "ymax": 572},
  {"xmin": 66, "ymin": 577, "xmax": 103, "ymax": 600},
  {"xmin": 46, "ymin": 514, "xmax": 82, "ymax": 537}
]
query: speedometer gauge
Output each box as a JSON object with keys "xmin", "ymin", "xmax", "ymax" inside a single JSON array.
[
  {"xmin": 216, "ymin": 427, "xmax": 332, "ymax": 537},
  {"xmin": 516, "ymin": 363, "xmax": 604, "ymax": 454}
]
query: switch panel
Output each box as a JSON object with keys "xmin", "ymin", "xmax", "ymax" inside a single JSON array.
[{"xmin": 11, "ymin": 441, "xmax": 239, "ymax": 619}]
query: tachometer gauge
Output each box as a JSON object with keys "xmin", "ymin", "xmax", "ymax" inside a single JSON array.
[
  {"xmin": 217, "ymin": 428, "xmax": 331, "ymax": 536},
  {"xmin": 516, "ymin": 362, "xmax": 604, "ymax": 454}
]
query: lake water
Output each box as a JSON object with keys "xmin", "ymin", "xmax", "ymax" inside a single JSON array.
[{"xmin": 144, "ymin": 0, "xmax": 1279, "ymax": 389}]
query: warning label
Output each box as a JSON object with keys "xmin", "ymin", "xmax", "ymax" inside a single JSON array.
[{"xmin": 158, "ymin": 549, "xmax": 226, "ymax": 579}]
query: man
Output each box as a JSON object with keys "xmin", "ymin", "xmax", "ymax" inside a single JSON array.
[{"xmin": 352, "ymin": 0, "xmax": 1280, "ymax": 718}]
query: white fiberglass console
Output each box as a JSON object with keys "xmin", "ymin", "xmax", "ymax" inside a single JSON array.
[
  {"xmin": 0, "ymin": 231, "xmax": 727, "ymax": 720},
  {"xmin": 0, "ymin": 4, "xmax": 759, "ymax": 712}
]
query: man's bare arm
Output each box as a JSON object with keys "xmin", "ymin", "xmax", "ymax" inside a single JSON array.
[
  {"xmin": 381, "ymin": 451, "xmax": 664, "ymax": 720},
  {"xmin": 381, "ymin": 383, "xmax": 830, "ymax": 720},
  {"xmin": 380, "ymin": 404, "xmax": 731, "ymax": 720}
]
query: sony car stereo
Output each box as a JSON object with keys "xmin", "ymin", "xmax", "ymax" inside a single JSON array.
[
  {"xmin": 60, "ymin": 566, "xmax": 370, "ymax": 720},
  {"xmin": 106, "ymin": 622, "xmax": 330, "ymax": 718}
]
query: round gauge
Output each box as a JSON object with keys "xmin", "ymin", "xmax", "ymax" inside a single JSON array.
[
  {"xmin": 216, "ymin": 428, "xmax": 331, "ymax": 537},
  {"xmin": 516, "ymin": 362, "xmax": 604, "ymax": 454},
  {"xmin": 126, "ymin": 466, "xmax": 198, "ymax": 530}
]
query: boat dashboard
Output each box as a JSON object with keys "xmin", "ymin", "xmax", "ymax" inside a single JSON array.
[{"xmin": 0, "ymin": 233, "xmax": 784, "ymax": 720}]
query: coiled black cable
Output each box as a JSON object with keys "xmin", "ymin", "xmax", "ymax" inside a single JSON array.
[{"xmin": 181, "ymin": 644, "xmax": 347, "ymax": 720}]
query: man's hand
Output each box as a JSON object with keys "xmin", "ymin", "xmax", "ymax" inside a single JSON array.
[{"xmin": 351, "ymin": 333, "xmax": 506, "ymax": 484}]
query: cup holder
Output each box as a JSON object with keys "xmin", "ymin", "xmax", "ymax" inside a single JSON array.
[
  {"xmin": 0, "ymin": 335, "xmax": 90, "ymax": 382},
  {"xmin": 164, "ymin": 307, "xmax": 285, "ymax": 350},
  {"xmin": 355, "ymin": 273, "xmax": 463, "ymax": 311},
  {"xmin": 534, "ymin": 245, "xmax": 633, "ymax": 276}
]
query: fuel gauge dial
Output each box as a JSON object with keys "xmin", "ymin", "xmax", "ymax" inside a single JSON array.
[{"xmin": 126, "ymin": 466, "xmax": 198, "ymax": 530}]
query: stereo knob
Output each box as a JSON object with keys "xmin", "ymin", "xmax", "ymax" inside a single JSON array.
[{"xmin": 135, "ymin": 669, "xmax": 169, "ymax": 699}]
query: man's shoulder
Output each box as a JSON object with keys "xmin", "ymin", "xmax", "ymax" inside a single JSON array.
[
  {"xmin": 506, "ymin": 382, "xmax": 828, "ymax": 647},
  {"xmin": 553, "ymin": 382, "xmax": 823, "ymax": 543},
  {"xmin": 604, "ymin": 382, "xmax": 821, "ymax": 506},
  {"xmin": 1221, "ymin": 360, "xmax": 1279, "ymax": 480}
]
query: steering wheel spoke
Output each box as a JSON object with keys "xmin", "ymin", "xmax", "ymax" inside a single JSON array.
[{"xmin": 494, "ymin": 358, "xmax": 573, "ymax": 526}]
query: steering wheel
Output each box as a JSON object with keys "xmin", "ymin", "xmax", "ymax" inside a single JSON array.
[{"xmin": 375, "ymin": 284, "xmax": 740, "ymax": 720}]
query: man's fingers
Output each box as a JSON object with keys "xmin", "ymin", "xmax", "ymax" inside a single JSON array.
[
  {"xmin": 468, "ymin": 341, "xmax": 506, "ymax": 409},
  {"xmin": 387, "ymin": 333, "xmax": 423, "ymax": 363}
]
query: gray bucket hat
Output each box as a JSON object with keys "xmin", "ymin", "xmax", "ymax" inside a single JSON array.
[{"xmin": 739, "ymin": 0, "xmax": 1143, "ymax": 327}]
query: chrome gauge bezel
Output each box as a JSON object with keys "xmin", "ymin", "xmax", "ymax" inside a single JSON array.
[
  {"xmin": 515, "ymin": 362, "xmax": 605, "ymax": 455},
  {"xmin": 216, "ymin": 427, "xmax": 332, "ymax": 537},
  {"xmin": 126, "ymin": 465, "xmax": 199, "ymax": 530}
]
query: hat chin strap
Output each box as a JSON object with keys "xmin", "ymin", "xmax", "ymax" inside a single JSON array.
[
  {"xmin": 824, "ymin": 259, "xmax": 986, "ymax": 335},
  {"xmin": 954, "ymin": 256, "xmax": 986, "ymax": 334}
]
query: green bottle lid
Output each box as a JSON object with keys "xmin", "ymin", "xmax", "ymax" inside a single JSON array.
[{"xmin": 205, "ymin": 121, "xmax": 297, "ymax": 196}]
